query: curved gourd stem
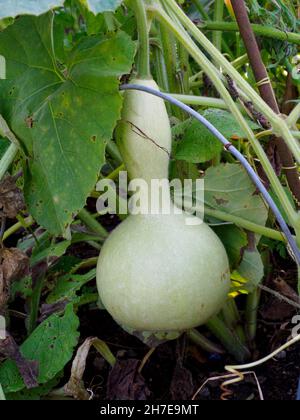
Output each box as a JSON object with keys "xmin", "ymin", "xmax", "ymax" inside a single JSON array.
[{"xmin": 120, "ymin": 83, "xmax": 300, "ymax": 266}]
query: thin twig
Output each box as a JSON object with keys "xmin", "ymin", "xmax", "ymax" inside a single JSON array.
[{"xmin": 258, "ymin": 284, "xmax": 300, "ymax": 310}]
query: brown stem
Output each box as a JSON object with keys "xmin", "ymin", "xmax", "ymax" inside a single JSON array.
[{"xmin": 231, "ymin": 0, "xmax": 300, "ymax": 209}]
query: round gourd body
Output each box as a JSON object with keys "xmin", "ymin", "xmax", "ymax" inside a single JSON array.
[{"xmin": 97, "ymin": 210, "xmax": 230, "ymax": 332}]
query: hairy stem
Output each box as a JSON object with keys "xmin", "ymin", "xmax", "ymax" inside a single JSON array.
[
  {"xmin": 159, "ymin": 0, "xmax": 300, "ymax": 166},
  {"xmin": 201, "ymin": 21, "xmax": 300, "ymax": 45},
  {"xmin": 149, "ymin": 3, "xmax": 298, "ymax": 226},
  {"xmin": 212, "ymin": 0, "xmax": 224, "ymax": 54},
  {"xmin": 130, "ymin": 0, "xmax": 151, "ymax": 79}
]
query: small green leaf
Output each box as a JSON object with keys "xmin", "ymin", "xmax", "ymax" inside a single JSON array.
[
  {"xmin": 47, "ymin": 269, "xmax": 96, "ymax": 303},
  {"xmin": 0, "ymin": 304, "xmax": 79, "ymax": 393},
  {"xmin": 173, "ymin": 109, "xmax": 259, "ymax": 163},
  {"xmin": 31, "ymin": 240, "xmax": 71, "ymax": 266},
  {"xmin": 0, "ymin": 0, "xmax": 65, "ymax": 19},
  {"xmin": 237, "ymin": 248, "xmax": 264, "ymax": 292}
]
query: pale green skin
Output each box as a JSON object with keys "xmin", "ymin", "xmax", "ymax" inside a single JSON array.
[
  {"xmin": 97, "ymin": 210, "xmax": 230, "ymax": 332},
  {"xmin": 117, "ymin": 79, "xmax": 172, "ymax": 184},
  {"xmin": 97, "ymin": 78, "xmax": 230, "ymax": 333}
]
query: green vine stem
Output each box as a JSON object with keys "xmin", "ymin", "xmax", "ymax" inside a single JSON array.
[
  {"xmin": 192, "ymin": 0, "xmax": 209, "ymax": 20},
  {"xmin": 128, "ymin": 0, "xmax": 151, "ymax": 79},
  {"xmin": 200, "ymin": 21, "xmax": 300, "ymax": 45},
  {"xmin": 159, "ymin": 23, "xmax": 185, "ymax": 119},
  {"xmin": 187, "ymin": 328, "xmax": 225, "ymax": 355},
  {"xmin": 231, "ymin": 0, "xmax": 300, "ymax": 210},
  {"xmin": 149, "ymin": 2, "xmax": 298, "ymax": 228},
  {"xmin": 189, "ymin": 53, "xmax": 249, "ymax": 87},
  {"xmin": 203, "ymin": 207, "xmax": 287, "ymax": 243},
  {"xmin": 206, "ymin": 315, "xmax": 251, "ymax": 362},
  {"xmin": 2, "ymin": 216, "xmax": 34, "ymax": 242},
  {"xmin": 222, "ymin": 299, "xmax": 247, "ymax": 345},
  {"xmin": 78, "ymin": 209, "xmax": 108, "ymax": 239},
  {"xmin": 158, "ymin": 0, "xmax": 300, "ymax": 167},
  {"xmin": 245, "ymin": 289, "xmax": 260, "ymax": 345},
  {"xmin": 0, "ymin": 143, "xmax": 18, "ymax": 181},
  {"xmin": 212, "ymin": 0, "xmax": 224, "ymax": 54},
  {"xmin": 171, "ymin": 94, "xmax": 233, "ymax": 109},
  {"xmin": 288, "ymin": 103, "xmax": 300, "ymax": 127}
]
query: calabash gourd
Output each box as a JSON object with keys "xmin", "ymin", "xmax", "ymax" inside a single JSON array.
[{"xmin": 97, "ymin": 78, "xmax": 230, "ymax": 333}]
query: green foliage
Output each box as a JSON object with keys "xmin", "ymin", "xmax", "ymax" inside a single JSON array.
[
  {"xmin": 213, "ymin": 225, "xmax": 248, "ymax": 269},
  {"xmin": 249, "ymin": 0, "xmax": 299, "ymax": 64},
  {"xmin": 84, "ymin": 0, "xmax": 124, "ymax": 14},
  {"xmin": 0, "ymin": 137, "xmax": 9, "ymax": 158},
  {"xmin": 0, "ymin": 304, "xmax": 79, "ymax": 394},
  {"xmin": 6, "ymin": 377, "xmax": 61, "ymax": 400},
  {"xmin": 172, "ymin": 109, "xmax": 259, "ymax": 163},
  {"xmin": 0, "ymin": 0, "xmax": 65, "ymax": 19},
  {"xmin": 47, "ymin": 268, "xmax": 96, "ymax": 303},
  {"xmin": 0, "ymin": 12, "xmax": 135, "ymax": 234},
  {"xmin": 204, "ymin": 163, "xmax": 268, "ymax": 226}
]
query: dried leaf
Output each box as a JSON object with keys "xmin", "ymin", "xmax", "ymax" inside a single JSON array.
[
  {"xmin": 0, "ymin": 175, "xmax": 25, "ymax": 219},
  {"xmin": 0, "ymin": 248, "xmax": 29, "ymax": 311},
  {"xmin": 64, "ymin": 337, "xmax": 116, "ymax": 400},
  {"xmin": 39, "ymin": 300, "xmax": 68, "ymax": 323},
  {"xmin": 107, "ymin": 359, "xmax": 151, "ymax": 400},
  {"xmin": 0, "ymin": 334, "xmax": 38, "ymax": 389},
  {"xmin": 0, "ymin": 248, "xmax": 29, "ymax": 283}
]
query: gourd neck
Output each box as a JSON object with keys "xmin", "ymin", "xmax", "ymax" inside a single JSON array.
[{"xmin": 117, "ymin": 78, "xmax": 172, "ymax": 186}]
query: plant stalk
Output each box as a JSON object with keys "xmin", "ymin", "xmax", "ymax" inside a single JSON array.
[
  {"xmin": 158, "ymin": 0, "xmax": 300, "ymax": 167},
  {"xmin": 212, "ymin": 0, "xmax": 224, "ymax": 54},
  {"xmin": 187, "ymin": 329, "xmax": 225, "ymax": 355},
  {"xmin": 201, "ymin": 21, "xmax": 300, "ymax": 45},
  {"xmin": 149, "ymin": 3, "xmax": 298, "ymax": 227},
  {"xmin": 245, "ymin": 289, "xmax": 261, "ymax": 345},
  {"xmin": 206, "ymin": 315, "xmax": 251, "ymax": 362},
  {"xmin": 130, "ymin": 0, "xmax": 151, "ymax": 79},
  {"xmin": 0, "ymin": 143, "xmax": 18, "ymax": 181},
  {"xmin": 78, "ymin": 209, "xmax": 108, "ymax": 239},
  {"xmin": 230, "ymin": 0, "xmax": 300, "ymax": 210}
]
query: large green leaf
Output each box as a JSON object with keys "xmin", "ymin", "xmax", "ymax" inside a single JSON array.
[
  {"xmin": 0, "ymin": 13, "xmax": 135, "ymax": 234},
  {"xmin": 0, "ymin": 0, "xmax": 65, "ymax": 19},
  {"xmin": 204, "ymin": 163, "xmax": 268, "ymax": 226},
  {"xmin": 173, "ymin": 109, "xmax": 259, "ymax": 163},
  {"xmin": 0, "ymin": 304, "xmax": 79, "ymax": 393},
  {"xmin": 85, "ymin": 0, "xmax": 123, "ymax": 14}
]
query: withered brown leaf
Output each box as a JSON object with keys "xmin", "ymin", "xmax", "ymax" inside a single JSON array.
[
  {"xmin": 0, "ymin": 334, "xmax": 38, "ymax": 389},
  {"xmin": 0, "ymin": 248, "xmax": 29, "ymax": 312},
  {"xmin": 107, "ymin": 359, "xmax": 151, "ymax": 400},
  {"xmin": 0, "ymin": 175, "xmax": 25, "ymax": 219}
]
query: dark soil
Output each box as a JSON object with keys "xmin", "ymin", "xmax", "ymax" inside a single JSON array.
[{"xmin": 76, "ymin": 303, "xmax": 300, "ymax": 401}]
